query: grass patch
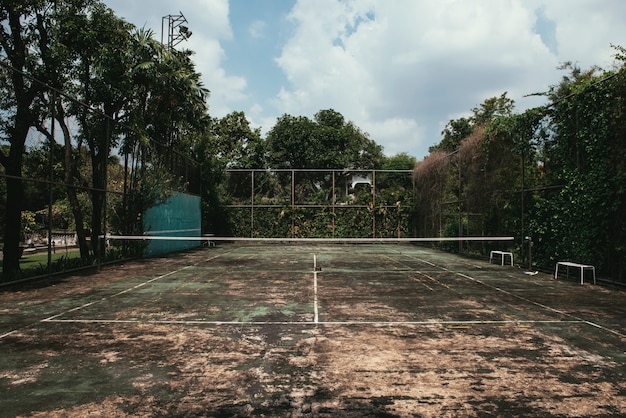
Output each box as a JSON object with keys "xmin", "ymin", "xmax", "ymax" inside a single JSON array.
[
  {"xmin": 0, "ymin": 248, "xmax": 94, "ymax": 281},
  {"xmin": 19, "ymin": 249, "xmax": 81, "ymax": 269}
]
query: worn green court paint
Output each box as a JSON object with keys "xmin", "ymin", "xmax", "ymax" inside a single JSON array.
[
  {"xmin": 0, "ymin": 334, "xmax": 141, "ymax": 416},
  {"xmin": 1, "ymin": 243, "xmax": 625, "ymax": 416}
]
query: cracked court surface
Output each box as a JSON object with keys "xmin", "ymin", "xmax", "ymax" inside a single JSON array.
[{"xmin": 1, "ymin": 243, "xmax": 625, "ymax": 417}]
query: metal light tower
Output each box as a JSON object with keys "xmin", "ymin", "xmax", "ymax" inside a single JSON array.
[{"xmin": 161, "ymin": 12, "xmax": 192, "ymax": 49}]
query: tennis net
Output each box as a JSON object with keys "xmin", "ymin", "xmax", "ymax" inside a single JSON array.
[{"xmin": 101, "ymin": 234, "xmax": 516, "ymax": 257}]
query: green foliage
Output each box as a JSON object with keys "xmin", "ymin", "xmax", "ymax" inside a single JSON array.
[
  {"xmin": 417, "ymin": 51, "xmax": 626, "ymax": 281},
  {"xmin": 54, "ymin": 194, "xmax": 91, "ymax": 231},
  {"xmin": 431, "ymin": 117, "xmax": 473, "ymax": 153},
  {"xmin": 471, "ymin": 92, "xmax": 515, "ymax": 126},
  {"xmin": 21, "ymin": 211, "xmax": 36, "ymax": 236},
  {"xmin": 266, "ymin": 109, "xmax": 385, "ymax": 170},
  {"xmin": 0, "ymin": 0, "xmax": 208, "ymax": 277},
  {"xmin": 208, "ymin": 111, "xmax": 263, "ymax": 168},
  {"xmin": 0, "ymin": 0, "xmax": 59, "ymax": 275},
  {"xmin": 19, "ymin": 254, "xmax": 96, "ymax": 278},
  {"xmin": 430, "ymin": 93, "xmax": 515, "ymax": 154},
  {"xmin": 528, "ymin": 60, "xmax": 626, "ymax": 278},
  {"xmin": 382, "ymin": 153, "xmax": 417, "ymax": 171},
  {"xmin": 7, "ymin": 2, "xmax": 625, "ymax": 286},
  {"xmin": 203, "ymin": 109, "xmax": 395, "ymax": 239},
  {"xmin": 217, "ymin": 168, "xmax": 415, "ymax": 239}
]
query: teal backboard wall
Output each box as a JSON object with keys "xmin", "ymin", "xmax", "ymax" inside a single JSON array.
[{"xmin": 143, "ymin": 193, "xmax": 201, "ymax": 256}]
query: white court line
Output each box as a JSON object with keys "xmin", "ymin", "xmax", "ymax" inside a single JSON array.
[
  {"xmin": 456, "ymin": 272, "xmax": 626, "ymax": 339},
  {"xmin": 313, "ymin": 254, "xmax": 319, "ymax": 324},
  {"xmin": 0, "ymin": 330, "xmax": 19, "ymax": 339},
  {"xmin": 15, "ymin": 248, "xmax": 623, "ymax": 341},
  {"xmin": 421, "ymin": 259, "xmax": 437, "ymax": 267},
  {"xmin": 394, "ymin": 249, "xmax": 625, "ymax": 340},
  {"xmin": 42, "ymin": 318, "xmax": 583, "ymax": 327},
  {"xmin": 41, "ymin": 269, "xmax": 186, "ymax": 322},
  {"xmin": 41, "ymin": 252, "xmax": 229, "ymax": 323},
  {"xmin": 389, "ymin": 249, "xmax": 625, "ymax": 340}
]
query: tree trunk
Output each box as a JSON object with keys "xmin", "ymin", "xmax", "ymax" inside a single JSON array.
[
  {"xmin": 0, "ymin": 5, "xmax": 42, "ymax": 278},
  {"xmin": 90, "ymin": 119, "xmax": 112, "ymax": 259},
  {"xmin": 2, "ymin": 138, "xmax": 26, "ymax": 278},
  {"xmin": 90, "ymin": 151, "xmax": 106, "ymax": 259},
  {"xmin": 68, "ymin": 187, "xmax": 90, "ymax": 257},
  {"xmin": 57, "ymin": 101, "xmax": 90, "ymax": 258}
]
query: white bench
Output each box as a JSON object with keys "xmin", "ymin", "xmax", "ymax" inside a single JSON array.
[
  {"xmin": 554, "ymin": 261, "xmax": 596, "ymax": 285},
  {"xmin": 489, "ymin": 250, "xmax": 513, "ymax": 266},
  {"xmin": 203, "ymin": 233, "xmax": 215, "ymax": 247}
]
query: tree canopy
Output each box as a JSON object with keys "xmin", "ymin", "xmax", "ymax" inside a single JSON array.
[
  {"xmin": 266, "ymin": 109, "xmax": 384, "ymax": 170},
  {"xmin": 0, "ymin": 0, "xmax": 210, "ymax": 277}
]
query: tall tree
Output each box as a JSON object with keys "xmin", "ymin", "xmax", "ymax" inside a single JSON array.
[
  {"xmin": 68, "ymin": 3, "xmax": 134, "ymax": 256},
  {"xmin": 430, "ymin": 92, "xmax": 515, "ymax": 154},
  {"xmin": 0, "ymin": 0, "xmax": 54, "ymax": 277},
  {"xmin": 119, "ymin": 27, "xmax": 209, "ymax": 234},
  {"xmin": 131, "ymin": 39, "xmax": 209, "ymax": 172},
  {"xmin": 471, "ymin": 92, "xmax": 515, "ymax": 126},
  {"xmin": 195, "ymin": 112, "xmax": 261, "ymax": 235},
  {"xmin": 30, "ymin": 0, "xmax": 95, "ymax": 258},
  {"xmin": 207, "ymin": 111, "xmax": 261, "ymax": 169},
  {"xmin": 413, "ymin": 151, "xmax": 450, "ymax": 237},
  {"xmin": 264, "ymin": 109, "xmax": 384, "ymax": 202},
  {"xmin": 266, "ymin": 114, "xmax": 317, "ymax": 169},
  {"xmin": 266, "ymin": 109, "xmax": 384, "ymax": 170},
  {"xmin": 62, "ymin": 4, "xmax": 210, "ymax": 254},
  {"xmin": 419, "ymin": 93, "xmax": 518, "ymax": 249}
]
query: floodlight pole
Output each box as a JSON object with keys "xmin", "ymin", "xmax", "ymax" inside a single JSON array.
[{"xmin": 161, "ymin": 12, "xmax": 192, "ymax": 49}]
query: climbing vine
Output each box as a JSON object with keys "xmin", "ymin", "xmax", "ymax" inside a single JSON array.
[{"xmin": 415, "ymin": 49, "xmax": 626, "ymax": 281}]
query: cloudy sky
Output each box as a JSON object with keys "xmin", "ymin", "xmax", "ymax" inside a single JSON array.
[{"xmin": 103, "ymin": 0, "xmax": 626, "ymax": 159}]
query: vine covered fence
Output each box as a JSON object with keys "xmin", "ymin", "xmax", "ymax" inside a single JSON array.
[{"xmin": 215, "ymin": 169, "xmax": 416, "ymax": 239}]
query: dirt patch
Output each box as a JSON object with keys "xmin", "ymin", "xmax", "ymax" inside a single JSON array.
[
  {"xmin": 2, "ymin": 322, "xmax": 624, "ymax": 417},
  {"xmin": 1, "ymin": 245, "xmax": 625, "ymax": 417}
]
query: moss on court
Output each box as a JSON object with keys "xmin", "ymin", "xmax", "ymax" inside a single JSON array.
[{"xmin": 1, "ymin": 244, "xmax": 625, "ymax": 416}]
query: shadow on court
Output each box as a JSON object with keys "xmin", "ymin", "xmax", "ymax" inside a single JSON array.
[{"xmin": 0, "ymin": 244, "xmax": 625, "ymax": 417}]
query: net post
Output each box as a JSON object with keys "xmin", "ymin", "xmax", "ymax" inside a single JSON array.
[{"xmin": 97, "ymin": 235, "xmax": 103, "ymax": 271}]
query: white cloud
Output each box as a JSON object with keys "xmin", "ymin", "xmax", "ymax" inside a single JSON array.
[
  {"xmin": 188, "ymin": 37, "xmax": 248, "ymax": 117},
  {"xmin": 181, "ymin": 0, "xmax": 250, "ymax": 117},
  {"xmin": 536, "ymin": 0, "xmax": 626, "ymax": 68},
  {"xmin": 362, "ymin": 117, "xmax": 426, "ymax": 157},
  {"xmin": 104, "ymin": 0, "xmax": 251, "ymax": 118},
  {"xmin": 103, "ymin": 0, "xmax": 626, "ymax": 159},
  {"xmin": 272, "ymin": 0, "xmax": 626, "ymax": 157},
  {"xmin": 185, "ymin": 0, "xmax": 232, "ymax": 39}
]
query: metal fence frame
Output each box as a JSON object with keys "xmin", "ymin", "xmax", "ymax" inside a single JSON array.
[{"xmin": 224, "ymin": 169, "xmax": 415, "ymax": 238}]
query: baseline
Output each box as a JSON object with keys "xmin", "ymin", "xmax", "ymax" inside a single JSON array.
[{"xmin": 40, "ymin": 317, "xmax": 581, "ymax": 327}]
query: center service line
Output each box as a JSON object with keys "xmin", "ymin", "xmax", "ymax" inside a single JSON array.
[{"xmin": 313, "ymin": 254, "xmax": 319, "ymax": 324}]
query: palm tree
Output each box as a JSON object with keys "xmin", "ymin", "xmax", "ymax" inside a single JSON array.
[{"xmin": 118, "ymin": 27, "xmax": 210, "ymax": 235}]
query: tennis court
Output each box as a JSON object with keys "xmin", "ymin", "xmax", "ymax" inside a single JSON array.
[{"xmin": 1, "ymin": 242, "xmax": 625, "ymax": 417}]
